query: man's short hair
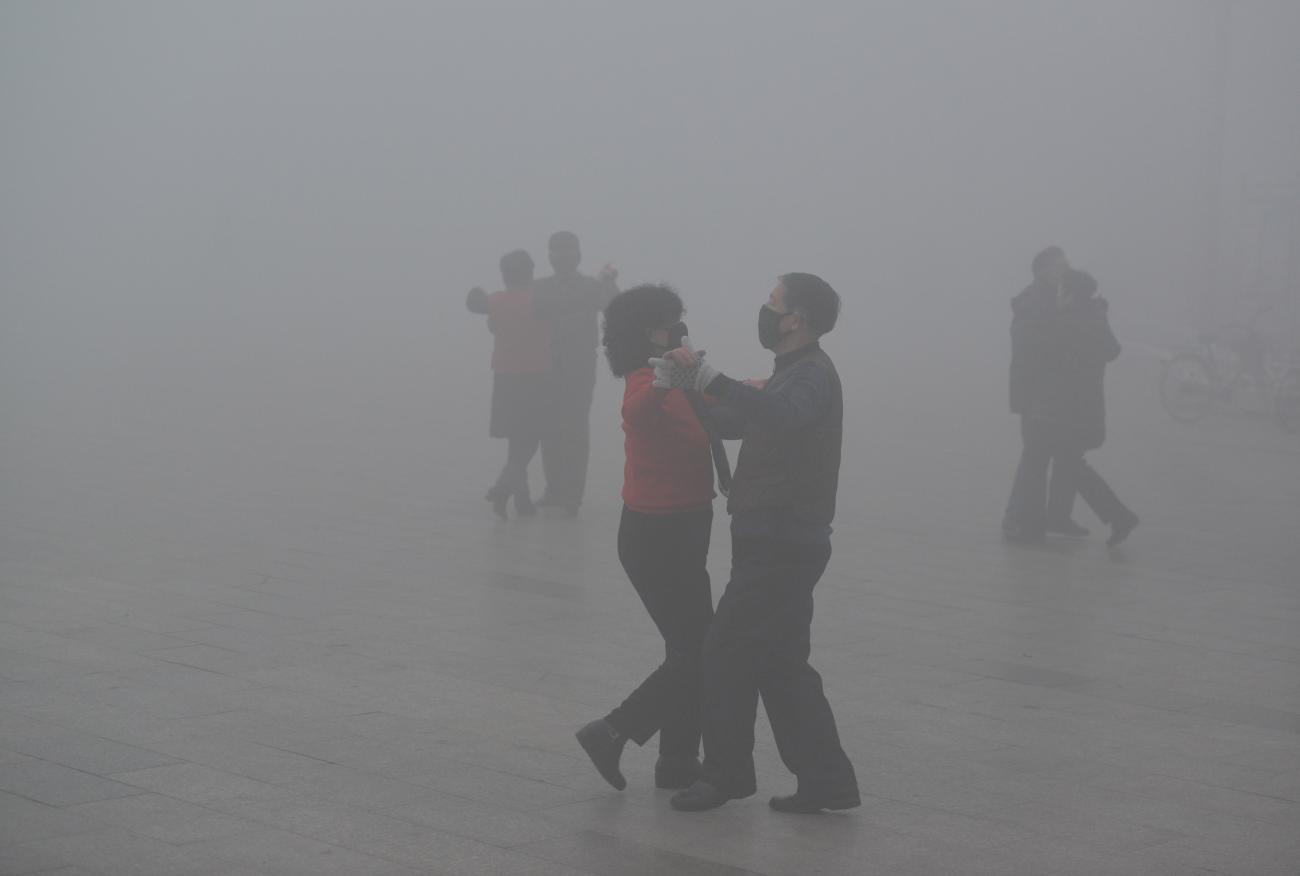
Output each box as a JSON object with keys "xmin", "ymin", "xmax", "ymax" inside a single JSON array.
[
  {"xmin": 1031, "ymin": 246, "xmax": 1066, "ymax": 280},
  {"xmin": 779, "ymin": 272, "xmax": 840, "ymax": 335},
  {"xmin": 499, "ymin": 249, "xmax": 535, "ymax": 287},
  {"xmin": 549, "ymin": 231, "xmax": 580, "ymax": 250}
]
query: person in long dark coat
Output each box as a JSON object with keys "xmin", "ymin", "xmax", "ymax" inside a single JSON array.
[
  {"xmin": 1046, "ymin": 269, "xmax": 1139, "ymax": 546},
  {"xmin": 1003, "ymin": 246, "xmax": 1072, "ymax": 543}
]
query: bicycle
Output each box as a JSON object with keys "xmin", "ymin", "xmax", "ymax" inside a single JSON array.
[{"xmin": 1159, "ymin": 304, "xmax": 1300, "ymax": 431}]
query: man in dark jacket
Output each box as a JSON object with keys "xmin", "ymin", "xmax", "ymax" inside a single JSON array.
[
  {"xmin": 649, "ymin": 273, "xmax": 860, "ymax": 814},
  {"xmin": 1003, "ymin": 246, "xmax": 1072, "ymax": 543},
  {"xmin": 1047, "ymin": 269, "xmax": 1138, "ymax": 546},
  {"xmin": 531, "ymin": 232, "xmax": 619, "ymax": 515}
]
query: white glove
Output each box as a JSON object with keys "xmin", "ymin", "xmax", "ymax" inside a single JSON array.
[
  {"xmin": 678, "ymin": 336, "xmax": 720, "ymax": 392},
  {"xmin": 649, "ymin": 353, "xmax": 697, "ymax": 390},
  {"xmin": 690, "ymin": 357, "xmax": 719, "ymax": 392},
  {"xmin": 648, "ymin": 336, "xmax": 720, "ymax": 392}
]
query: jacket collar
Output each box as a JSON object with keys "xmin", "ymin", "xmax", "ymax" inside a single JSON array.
[{"xmin": 774, "ymin": 340, "xmax": 822, "ymax": 372}]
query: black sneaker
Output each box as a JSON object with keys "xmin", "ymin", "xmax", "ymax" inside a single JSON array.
[
  {"xmin": 654, "ymin": 755, "xmax": 701, "ymax": 790},
  {"xmin": 1046, "ymin": 519, "xmax": 1090, "ymax": 538},
  {"xmin": 670, "ymin": 780, "xmax": 734, "ymax": 812},
  {"xmin": 534, "ymin": 494, "xmax": 560, "ymax": 508},
  {"xmin": 514, "ymin": 495, "xmax": 536, "ymax": 517},
  {"xmin": 1107, "ymin": 511, "xmax": 1139, "ymax": 547},
  {"xmin": 575, "ymin": 719, "xmax": 626, "ymax": 790},
  {"xmin": 769, "ymin": 789, "xmax": 862, "ymax": 814}
]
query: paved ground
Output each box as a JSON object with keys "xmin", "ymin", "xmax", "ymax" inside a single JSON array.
[{"xmin": 2, "ymin": 343, "xmax": 1299, "ymax": 875}]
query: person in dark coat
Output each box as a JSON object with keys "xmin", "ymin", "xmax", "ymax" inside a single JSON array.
[
  {"xmin": 649, "ymin": 273, "xmax": 860, "ymax": 815},
  {"xmin": 1046, "ymin": 269, "xmax": 1138, "ymax": 546},
  {"xmin": 1003, "ymin": 246, "xmax": 1071, "ymax": 543},
  {"xmin": 465, "ymin": 250, "xmax": 551, "ymax": 519},
  {"xmin": 530, "ymin": 232, "xmax": 620, "ymax": 515},
  {"xmin": 574, "ymin": 284, "xmax": 716, "ymax": 793}
]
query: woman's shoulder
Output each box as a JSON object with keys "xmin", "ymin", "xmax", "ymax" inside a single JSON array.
[{"xmin": 624, "ymin": 365, "xmax": 655, "ymax": 386}]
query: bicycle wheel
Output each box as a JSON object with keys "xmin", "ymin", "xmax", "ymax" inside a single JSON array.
[
  {"xmin": 1276, "ymin": 368, "xmax": 1300, "ymax": 433},
  {"xmin": 1160, "ymin": 354, "xmax": 1216, "ymax": 422},
  {"xmin": 1209, "ymin": 323, "xmax": 1259, "ymax": 393}
]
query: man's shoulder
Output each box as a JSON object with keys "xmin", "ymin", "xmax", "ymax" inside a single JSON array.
[{"xmin": 782, "ymin": 346, "xmax": 840, "ymax": 386}]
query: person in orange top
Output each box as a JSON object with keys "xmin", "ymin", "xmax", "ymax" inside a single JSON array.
[
  {"xmin": 574, "ymin": 284, "xmax": 717, "ymax": 792},
  {"xmin": 465, "ymin": 250, "xmax": 551, "ymax": 519}
]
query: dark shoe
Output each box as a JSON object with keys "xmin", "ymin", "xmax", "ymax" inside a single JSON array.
[
  {"xmin": 1107, "ymin": 511, "xmax": 1139, "ymax": 547},
  {"xmin": 769, "ymin": 788, "xmax": 862, "ymax": 814},
  {"xmin": 561, "ymin": 504, "xmax": 579, "ymax": 518},
  {"xmin": 534, "ymin": 493, "xmax": 560, "ymax": 508},
  {"xmin": 670, "ymin": 780, "xmax": 734, "ymax": 812},
  {"xmin": 485, "ymin": 485, "xmax": 509, "ymax": 520},
  {"xmin": 575, "ymin": 719, "xmax": 626, "ymax": 790},
  {"xmin": 654, "ymin": 755, "xmax": 701, "ymax": 790},
  {"xmin": 514, "ymin": 495, "xmax": 536, "ymax": 517},
  {"xmin": 1046, "ymin": 518, "xmax": 1090, "ymax": 538}
]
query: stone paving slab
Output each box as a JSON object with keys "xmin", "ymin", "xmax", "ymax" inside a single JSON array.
[{"xmin": 2, "ymin": 353, "xmax": 1298, "ymax": 874}]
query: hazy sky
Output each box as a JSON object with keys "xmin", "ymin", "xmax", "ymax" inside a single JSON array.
[{"xmin": 3, "ymin": 1, "xmax": 1299, "ymax": 434}]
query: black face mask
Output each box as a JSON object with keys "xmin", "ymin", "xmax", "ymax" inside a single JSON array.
[{"xmin": 758, "ymin": 305, "xmax": 790, "ymax": 350}]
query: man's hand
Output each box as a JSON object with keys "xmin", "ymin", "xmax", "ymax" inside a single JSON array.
[
  {"xmin": 651, "ymin": 336, "xmax": 718, "ymax": 392},
  {"xmin": 649, "ymin": 354, "xmax": 696, "ymax": 390},
  {"xmin": 664, "ymin": 338, "xmax": 701, "ymax": 368}
]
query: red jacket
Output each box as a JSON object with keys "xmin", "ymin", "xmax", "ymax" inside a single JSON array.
[
  {"xmin": 621, "ymin": 367, "xmax": 714, "ymax": 513},
  {"xmin": 487, "ymin": 286, "xmax": 550, "ymax": 374}
]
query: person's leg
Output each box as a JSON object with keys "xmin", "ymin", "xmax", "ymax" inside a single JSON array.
[
  {"xmin": 538, "ymin": 389, "xmax": 583, "ymax": 512},
  {"xmin": 605, "ymin": 504, "xmax": 712, "ymax": 748},
  {"xmin": 1071, "ymin": 456, "xmax": 1138, "ymax": 545},
  {"xmin": 486, "ymin": 440, "xmax": 514, "ymax": 518},
  {"xmin": 568, "ymin": 397, "xmax": 592, "ymax": 512},
  {"xmin": 1046, "ymin": 445, "xmax": 1083, "ymax": 529},
  {"xmin": 755, "ymin": 544, "xmax": 858, "ymax": 802},
  {"xmin": 576, "ymin": 508, "xmax": 649, "ymax": 789},
  {"xmin": 653, "ymin": 507, "xmax": 713, "ymax": 763},
  {"xmin": 509, "ymin": 432, "xmax": 540, "ymax": 514},
  {"xmin": 1069, "ymin": 457, "xmax": 1122, "ymax": 524},
  {"xmin": 537, "ymin": 416, "xmax": 562, "ymax": 507},
  {"xmin": 1006, "ymin": 416, "xmax": 1052, "ymax": 539},
  {"xmin": 694, "ymin": 539, "xmax": 779, "ymax": 800},
  {"xmin": 582, "ymin": 507, "xmax": 713, "ymax": 788}
]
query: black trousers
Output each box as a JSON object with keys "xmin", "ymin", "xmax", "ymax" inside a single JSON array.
[
  {"xmin": 605, "ymin": 506, "xmax": 714, "ymax": 759},
  {"xmin": 1005, "ymin": 415, "xmax": 1065, "ymax": 535},
  {"xmin": 540, "ymin": 386, "xmax": 592, "ymax": 509},
  {"xmin": 1007, "ymin": 416, "xmax": 1130, "ymax": 532},
  {"xmin": 699, "ymin": 538, "xmax": 858, "ymax": 798},
  {"xmin": 1047, "ymin": 443, "xmax": 1131, "ymax": 526},
  {"xmin": 493, "ymin": 434, "xmax": 540, "ymax": 498}
]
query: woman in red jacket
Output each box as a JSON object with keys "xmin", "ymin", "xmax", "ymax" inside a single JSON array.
[
  {"xmin": 575, "ymin": 284, "xmax": 716, "ymax": 792},
  {"xmin": 466, "ymin": 250, "xmax": 551, "ymax": 519}
]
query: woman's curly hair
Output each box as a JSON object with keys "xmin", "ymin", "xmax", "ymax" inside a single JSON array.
[{"xmin": 602, "ymin": 284, "xmax": 684, "ymax": 377}]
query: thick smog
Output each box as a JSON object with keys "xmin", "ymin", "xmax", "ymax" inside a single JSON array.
[{"xmin": 2, "ymin": 3, "xmax": 1298, "ymax": 874}]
